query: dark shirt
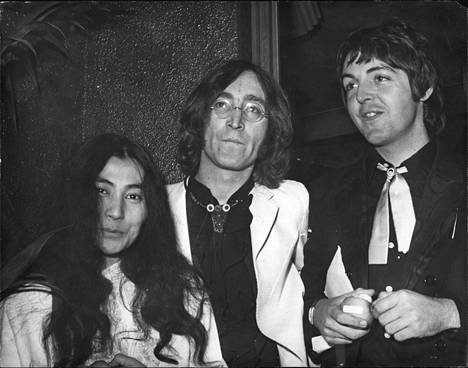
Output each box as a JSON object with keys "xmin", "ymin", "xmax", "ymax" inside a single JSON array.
[
  {"xmin": 185, "ymin": 177, "xmax": 279, "ymax": 367},
  {"xmin": 359, "ymin": 141, "xmax": 436, "ymax": 365}
]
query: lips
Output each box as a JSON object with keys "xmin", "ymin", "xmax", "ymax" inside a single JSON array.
[
  {"xmin": 359, "ymin": 108, "xmax": 383, "ymax": 121},
  {"xmin": 222, "ymin": 138, "xmax": 243, "ymax": 145},
  {"xmin": 100, "ymin": 228, "xmax": 124, "ymax": 237}
]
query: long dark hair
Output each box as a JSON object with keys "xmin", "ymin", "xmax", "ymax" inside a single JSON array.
[
  {"xmin": 1, "ymin": 133, "xmax": 209, "ymax": 366},
  {"xmin": 336, "ymin": 18, "xmax": 445, "ymax": 136},
  {"xmin": 177, "ymin": 59, "xmax": 293, "ymax": 188}
]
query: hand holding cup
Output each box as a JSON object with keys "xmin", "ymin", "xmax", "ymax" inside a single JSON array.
[{"xmin": 341, "ymin": 293, "xmax": 374, "ymax": 327}]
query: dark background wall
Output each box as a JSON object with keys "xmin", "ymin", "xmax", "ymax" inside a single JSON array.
[
  {"xmin": 1, "ymin": 1, "xmax": 250, "ymax": 263},
  {"xmin": 279, "ymin": 1, "xmax": 466, "ymax": 183}
]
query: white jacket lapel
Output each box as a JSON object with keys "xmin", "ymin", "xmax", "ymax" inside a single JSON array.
[
  {"xmin": 167, "ymin": 182, "xmax": 193, "ymax": 262},
  {"xmin": 249, "ymin": 184, "xmax": 309, "ymax": 366},
  {"xmin": 250, "ymin": 184, "xmax": 278, "ymax": 260}
]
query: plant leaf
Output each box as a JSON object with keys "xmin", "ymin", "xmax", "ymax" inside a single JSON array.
[
  {"xmin": 43, "ymin": 21, "xmax": 67, "ymax": 40},
  {"xmin": 22, "ymin": 54, "xmax": 41, "ymax": 93},
  {"xmin": 3, "ymin": 72, "xmax": 20, "ymax": 133},
  {"xmin": 69, "ymin": 20, "xmax": 87, "ymax": 33},
  {"xmin": 14, "ymin": 19, "xmax": 56, "ymax": 39},
  {"xmin": 41, "ymin": 33, "xmax": 70, "ymax": 61},
  {"xmin": 31, "ymin": 2, "xmax": 66, "ymax": 22},
  {"xmin": 13, "ymin": 2, "xmax": 63, "ymax": 34},
  {"xmin": 3, "ymin": 37, "xmax": 37, "ymax": 58}
]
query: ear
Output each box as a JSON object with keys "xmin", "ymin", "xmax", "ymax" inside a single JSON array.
[{"xmin": 420, "ymin": 86, "xmax": 434, "ymax": 102}]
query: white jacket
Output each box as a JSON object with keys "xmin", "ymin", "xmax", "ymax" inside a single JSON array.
[{"xmin": 167, "ymin": 179, "xmax": 309, "ymax": 366}]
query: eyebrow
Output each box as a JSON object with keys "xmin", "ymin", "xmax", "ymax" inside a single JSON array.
[
  {"xmin": 216, "ymin": 92, "xmax": 266, "ymax": 105},
  {"xmin": 96, "ymin": 177, "xmax": 143, "ymax": 190},
  {"xmin": 341, "ymin": 65, "xmax": 396, "ymax": 81}
]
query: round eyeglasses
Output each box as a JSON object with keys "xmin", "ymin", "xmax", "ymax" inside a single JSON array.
[{"xmin": 210, "ymin": 98, "xmax": 269, "ymax": 123}]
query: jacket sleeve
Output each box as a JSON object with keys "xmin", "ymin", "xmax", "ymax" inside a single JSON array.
[
  {"xmin": 293, "ymin": 181, "xmax": 310, "ymax": 271},
  {"xmin": 0, "ymin": 289, "xmax": 52, "ymax": 367},
  {"xmin": 184, "ymin": 288, "xmax": 226, "ymax": 367},
  {"xmin": 199, "ymin": 299, "xmax": 226, "ymax": 367},
  {"xmin": 300, "ymin": 177, "xmax": 342, "ymax": 362}
]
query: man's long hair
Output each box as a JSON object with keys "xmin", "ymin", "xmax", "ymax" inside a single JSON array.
[
  {"xmin": 336, "ymin": 18, "xmax": 445, "ymax": 136},
  {"xmin": 1, "ymin": 133, "xmax": 209, "ymax": 366},
  {"xmin": 177, "ymin": 59, "xmax": 293, "ymax": 188}
]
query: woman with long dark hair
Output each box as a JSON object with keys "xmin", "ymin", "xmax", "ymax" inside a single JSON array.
[{"xmin": 0, "ymin": 133, "xmax": 224, "ymax": 367}]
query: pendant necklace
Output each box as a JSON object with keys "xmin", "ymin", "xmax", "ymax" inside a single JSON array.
[{"xmin": 188, "ymin": 191, "xmax": 243, "ymax": 233}]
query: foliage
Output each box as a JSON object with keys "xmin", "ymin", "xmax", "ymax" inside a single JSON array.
[{"xmin": 0, "ymin": 1, "xmax": 114, "ymax": 132}]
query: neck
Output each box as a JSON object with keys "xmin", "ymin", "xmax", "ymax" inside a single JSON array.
[
  {"xmin": 195, "ymin": 166, "xmax": 253, "ymax": 204},
  {"xmin": 376, "ymin": 116, "xmax": 430, "ymax": 166},
  {"xmin": 377, "ymin": 137, "xmax": 430, "ymax": 166},
  {"xmin": 104, "ymin": 255, "xmax": 120, "ymax": 268}
]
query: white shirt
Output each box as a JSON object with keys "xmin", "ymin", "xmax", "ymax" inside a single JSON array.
[{"xmin": 0, "ymin": 262, "xmax": 225, "ymax": 367}]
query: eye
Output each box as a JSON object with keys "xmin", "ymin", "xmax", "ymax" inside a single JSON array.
[
  {"xmin": 244, "ymin": 102, "xmax": 263, "ymax": 114},
  {"xmin": 96, "ymin": 186, "xmax": 108, "ymax": 196},
  {"xmin": 213, "ymin": 100, "xmax": 226, "ymax": 108},
  {"xmin": 125, "ymin": 193, "xmax": 144, "ymax": 202},
  {"xmin": 212, "ymin": 99, "xmax": 231, "ymax": 112},
  {"xmin": 344, "ymin": 81, "xmax": 358, "ymax": 92},
  {"xmin": 375, "ymin": 75, "xmax": 390, "ymax": 83}
]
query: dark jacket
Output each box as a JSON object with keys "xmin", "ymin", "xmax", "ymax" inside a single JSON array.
[{"xmin": 301, "ymin": 142, "xmax": 466, "ymax": 367}]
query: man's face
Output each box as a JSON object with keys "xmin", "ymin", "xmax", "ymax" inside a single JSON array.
[
  {"xmin": 200, "ymin": 71, "xmax": 268, "ymax": 175},
  {"xmin": 96, "ymin": 156, "xmax": 147, "ymax": 267},
  {"xmin": 341, "ymin": 56, "xmax": 429, "ymax": 151}
]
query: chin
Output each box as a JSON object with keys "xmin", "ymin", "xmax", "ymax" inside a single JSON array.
[
  {"xmin": 100, "ymin": 243, "xmax": 127, "ymax": 257},
  {"xmin": 362, "ymin": 132, "xmax": 389, "ymax": 147},
  {"xmin": 217, "ymin": 158, "xmax": 248, "ymax": 170}
]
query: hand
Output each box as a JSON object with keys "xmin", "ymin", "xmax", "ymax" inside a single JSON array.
[
  {"xmin": 372, "ymin": 289, "xmax": 460, "ymax": 341},
  {"xmin": 88, "ymin": 360, "xmax": 110, "ymax": 367},
  {"xmin": 312, "ymin": 288, "xmax": 375, "ymax": 345},
  {"xmin": 108, "ymin": 354, "xmax": 146, "ymax": 367}
]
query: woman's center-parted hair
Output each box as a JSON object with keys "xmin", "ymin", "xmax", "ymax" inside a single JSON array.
[{"xmin": 12, "ymin": 132, "xmax": 211, "ymax": 366}]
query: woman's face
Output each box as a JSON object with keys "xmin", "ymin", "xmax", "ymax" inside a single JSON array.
[{"xmin": 95, "ymin": 156, "xmax": 147, "ymax": 267}]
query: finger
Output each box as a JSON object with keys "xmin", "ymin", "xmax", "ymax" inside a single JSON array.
[
  {"xmin": 345, "ymin": 325, "xmax": 371, "ymax": 340},
  {"xmin": 375, "ymin": 290, "xmax": 391, "ymax": 300},
  {"xmin": 322, "ymin": 317, "xmax": 353, "ymax": 340},
  {"xmin": 109, "ymin": 354, "xmax": 145, "ymax": 367},
  {"xmin": 393, "ymin": 326, "xmax": 415, "ymax": 342},
  {"xmin": 377, "ymin": 305, "xmax": 401, "ymax": 326},
  {"xmin": 322, "ymin": 327, "xmax": 352, "ymax": 343},
  {"xmin": 88, "ymin": 360, "xmax": 110, "ymax": 367},
  {"xmin": 322, "ymin": 315, "xmax": 366, "ymax": 341},
  {"xmin": 352, "ymin": 288, "xmax": 375, "ymax": 298},
  {"xmin": 322, "ymin": 322, "xmax": 364, "ymax": 345},
  {"xmin": 336, "ymin": 310, "xmax": 370, "ymax": 330},
  {"xmin": 324, "ymin": 335, "xmax": 353, "ymax": 345},
  {"xmin": 384, "ymin": 316, "xmax": 407, "ymax": 337},
  {"xmin": 331, "ymin": 319, "xmax": 371, "ymax": 340},
  {"xmin": 372, "ymin": 292, "xmax": 398, "ymax": 315}
]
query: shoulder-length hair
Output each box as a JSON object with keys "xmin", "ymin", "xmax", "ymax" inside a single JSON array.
[
  {"xmin": 177, "ymin": 59, "xmax": 293, "ymax": 188},
  {"xmin": 336, "ymin": 18, "xmax": 445, "ymax": 136},
  {"xmin": 2, "ymin": 133, "xmax": 208, "ymax": 366}
]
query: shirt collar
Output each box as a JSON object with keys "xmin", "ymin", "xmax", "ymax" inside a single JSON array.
[
  {"xmin": 400, "ymin": 140, "xmax": 436, "ymax": 177},
  {"xmin": 187, "ymin": 176, "xmax": 254, "ymax": 205},
  {"xmin": 365, "ymin": 140, "xmax": 436, "ymax": 183}
]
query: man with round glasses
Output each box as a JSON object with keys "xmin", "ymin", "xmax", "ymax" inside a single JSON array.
[
  {"xmin": 210, "ymin": 96, "xmax": 269, "ymax": 123},
  {"xmin": 167, "ymin": 59, "xmax": 309, "ymax": 367}
]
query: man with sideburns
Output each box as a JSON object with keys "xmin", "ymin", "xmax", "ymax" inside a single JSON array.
[
  {"xmin": 167, "ymin": 59, "xmax": 309, "ymax": 367},
  {"xmin": 301, "ymin": 19, "xmax": 466, "ymax": 367}
]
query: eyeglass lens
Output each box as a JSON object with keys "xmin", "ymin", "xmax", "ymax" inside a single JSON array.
[{"xmin": 211, "ymin": 99, "xmax": 266, "ymax": 122}]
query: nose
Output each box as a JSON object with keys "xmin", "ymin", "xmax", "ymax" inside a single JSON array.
[
  {"xmin": 356, "ymin": 83, "xmax": 373, "ymax": 104},
  {"xmin": 227, "ymin": 106, "xmax": 245, "ymax": 130},
  {"xmin": 105, "ymin": 196, "xmax": 124, "ymax": 220}
]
